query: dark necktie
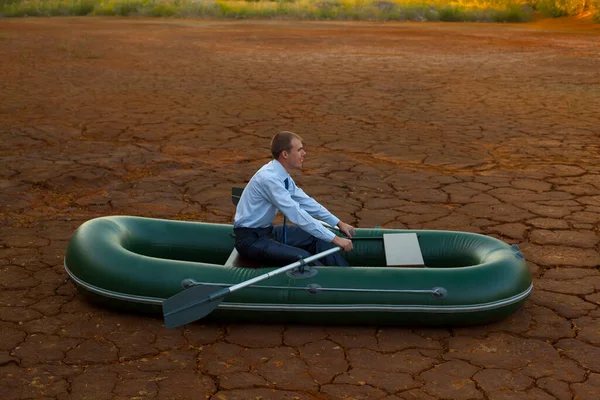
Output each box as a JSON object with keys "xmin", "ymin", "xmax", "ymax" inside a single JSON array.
[{"xmin": 283, "ymin": 178, "xmax": 289, "ymax": 244}]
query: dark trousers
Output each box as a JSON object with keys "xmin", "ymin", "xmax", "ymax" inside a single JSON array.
[{"xmin": 234, "ymin": 225, "xmax": 349, "ymax": 267}]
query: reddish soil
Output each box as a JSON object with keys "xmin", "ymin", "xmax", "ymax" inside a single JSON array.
[{"xmin": 1, "ymin": 16, "xmax": 599, "ymax": 399}]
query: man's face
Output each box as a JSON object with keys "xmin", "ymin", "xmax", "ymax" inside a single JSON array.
[{"xmin": 286, "ymin": 138, "xmax": 306, "ymax": 170}]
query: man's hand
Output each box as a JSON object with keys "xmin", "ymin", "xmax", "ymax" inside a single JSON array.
[
  {"xmin": 332, "ymin": 236, "xmax": 353, "ymax": 252},
  {"xmin": 337, "ymin": 221, "xmax": 356, "ymax": 238}
]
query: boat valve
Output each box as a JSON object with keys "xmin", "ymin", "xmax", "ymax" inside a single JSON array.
[{"xmin": 431, "ymin": 287, "xmax": 448, "ymax": 299}]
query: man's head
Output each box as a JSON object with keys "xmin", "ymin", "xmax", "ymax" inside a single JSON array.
[{"xmin": 271, "ymin": 131, "xmax": 306, "ymax": 171}]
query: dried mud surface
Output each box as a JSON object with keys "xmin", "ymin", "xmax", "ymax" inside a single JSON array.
[{"xmin": 1, "ymin": 17, "xmax": 599, "ymax": 400}]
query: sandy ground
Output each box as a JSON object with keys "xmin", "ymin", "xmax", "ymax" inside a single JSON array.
[{"xmin": 1, "ymin": 16, "xmax": 599, "ymax": 400}]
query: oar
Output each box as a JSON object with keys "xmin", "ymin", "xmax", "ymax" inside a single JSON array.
[
  {"xmin": 162, "ymin": 246, "xmax": 341, "ymax": 328},
  {"xmin": 232, "ymin": 186, "xmax": 243, "ymax": 206},
  {"xmin": 318, "ymin": 220, "xmax": 339, "ymax": 231}
]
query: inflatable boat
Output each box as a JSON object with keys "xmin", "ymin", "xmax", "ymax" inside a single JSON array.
[{"xmin": 64, "ymin": 215, "xmax": 532, "ymax": 327}]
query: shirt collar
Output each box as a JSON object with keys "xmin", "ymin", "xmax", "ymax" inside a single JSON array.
[{"xmin": 271, "ymin": 160, "xmax": 290, "ymax": 181}]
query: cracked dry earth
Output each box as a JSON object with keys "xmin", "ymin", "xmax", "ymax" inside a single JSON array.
[{"xmin": 1, "ymin": 16, "xmax": 600, "ymax": 400}]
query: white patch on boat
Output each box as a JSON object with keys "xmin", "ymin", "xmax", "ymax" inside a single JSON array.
[{"xmin": 383, "ymin": 233, "xmax": 425, "ymax": 267}]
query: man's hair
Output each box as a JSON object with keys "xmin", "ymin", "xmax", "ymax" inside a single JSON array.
[{"xmin": 271, "ymin": 131, "xmax": 303, "ymax": 159}]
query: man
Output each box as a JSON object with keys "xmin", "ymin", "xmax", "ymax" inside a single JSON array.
[{"xmin": 233, "ymin": 131, "xmax": 355, "ymax": 267}]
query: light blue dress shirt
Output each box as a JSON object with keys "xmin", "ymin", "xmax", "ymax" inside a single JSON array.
[{"xmin": 234, "ymin": 160, "xmax": 339, "ymax": 242}]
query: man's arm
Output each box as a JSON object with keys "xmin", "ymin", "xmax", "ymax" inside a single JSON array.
[
  {"xmin": 331, "ymin": 235, "xmax": 353, "ymax": 252},
  {"xmin": 290, "ymin": 184, "xmax": 339, "ymax": 226},
  {"xmin": 291, "ymin": 184, "xmax": 355, "ymax": 238},
  {"xmin": 336, "ymin": 221, "xmax": 356, "ymax": 238},
  {"xmin": 262, "ymin": 176, "xmax": 337, "ymax": 243}
]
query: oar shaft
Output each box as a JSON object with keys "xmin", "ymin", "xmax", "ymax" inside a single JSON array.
[
  {"xmin": 165, "ymin": 246, "xmax": 341, "ymax": 317},
  {"xmin": 318, "ymin": 220, "xmax": 339, "ymax": 231},
  {"xmin": 227, "ymin": 246, "xmax": 340, "ymax": 293}
]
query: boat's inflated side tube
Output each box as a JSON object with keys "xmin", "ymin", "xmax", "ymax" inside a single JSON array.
[{"xmin": 65, "ymin": 216, "xmax": 533, "ymax": 326}]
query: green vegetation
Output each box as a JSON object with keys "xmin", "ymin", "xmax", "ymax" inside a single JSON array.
[
  {"xmin": 0, "ymin": 0, "xmax": 598, "ymax": 21},
  {"xmin": 534, "ymin": 0, "xmax": 596, "ymax": 17}
]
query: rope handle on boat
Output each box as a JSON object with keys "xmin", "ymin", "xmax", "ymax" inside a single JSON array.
[
  {"xmin": 305, "ymin": 285, "xmax": 448, "ymax": 299},
  {"xmin": 511, "ymin": 244, "xmax": 525, "ymax": 260},
  {"xmin": 182, "ymin": 279, "xmax": 448, "ymax": 299}
]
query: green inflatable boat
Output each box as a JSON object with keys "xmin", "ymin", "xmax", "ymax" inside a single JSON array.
[{"xmin": 64, "ymin": 215, "xmax": 532, "ymax": 327}]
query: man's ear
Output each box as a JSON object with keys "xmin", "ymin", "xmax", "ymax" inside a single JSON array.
[{"xmin": 281, "ymin": 150, "xmax": 289, "ymax": 159}]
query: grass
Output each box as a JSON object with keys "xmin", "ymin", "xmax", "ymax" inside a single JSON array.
[
  {"xmin": 0, "ymin": 0, "xmax": 532, "ymax": 21},
  {"xmin": 0, "ymin": 0, "xmax": 598, "ymax": 21}
]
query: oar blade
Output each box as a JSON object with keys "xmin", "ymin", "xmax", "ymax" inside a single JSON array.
[{"xmin": 162, "ymin": 284, "xmax": 224, "ymax": 328}]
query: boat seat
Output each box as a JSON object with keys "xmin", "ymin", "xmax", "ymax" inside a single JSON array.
[
  {"xmin": 224, "ymin": 248, "xmax": 264, "ymax": 269},
  {"xmin": 383, "ymin": 233, "xmax": 425, "ymax": 267}
]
